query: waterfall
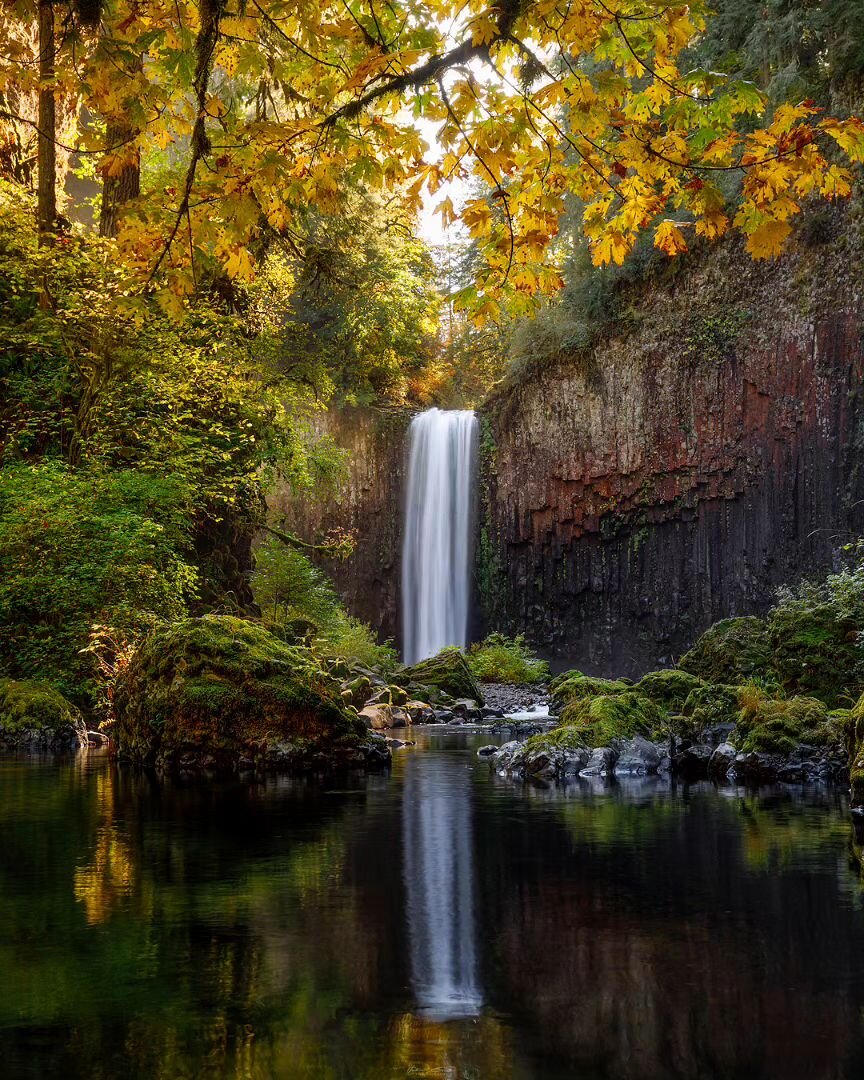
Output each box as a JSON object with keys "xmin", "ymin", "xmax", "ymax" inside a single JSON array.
[
  {"xmin": 402, "ymin": 408, "xmax": 478, "ymax": 665},
  {"xmin": 402, "ymin": 754, "xmax": 482, "ymax": 1018}
]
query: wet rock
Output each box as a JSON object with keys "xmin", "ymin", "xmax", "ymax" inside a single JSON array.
[
  {"xmin": 359, "ymin": 704, "xmax": 411, "ymax": 730},
  {"xmin": 476, "ymin": 744, "xmax": 499, "ymax": 757},
  {"xmin": 451, "ymin": 698, "xmax": 481, "ymax": 719},
  {"xmin": 614, "ymin": 735, "xmax": 662, "ymax": 776},
  {"xmin": 673, "ymin": 743, "xmax": 714, "ymax": 780},
  {"xmin": 490, "ymin": 740, "xmax": 523, "ymax": 771},
  {"xmin": 560, "ymin": 747, "xmax": 591, "ymax": 775},
  {"xmin": 580, "ymin": 746, "xmax": 618, "ymax": 776},
  {"xmin": 433, "ymin": 709, "xmax": 454, "ymax": 724},
  {"xmin": 403, "ymin": 700, "xmax": 435, "ymax": 724},
  {"xmin": 708, "ymin": 742, "xmax": 737, "ymax": 779}
]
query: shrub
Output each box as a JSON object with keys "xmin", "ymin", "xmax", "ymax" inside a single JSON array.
[
  {"xmin": 467, "ymin": 633, "xmax": 549, "ymax": 684},
  {"xmin": 0, "ymin": 463, "xmax": 197, "ymax": 704},
  {"xmin": 251, "ymin": 535, "xmax": 397, "ymax": 673}
]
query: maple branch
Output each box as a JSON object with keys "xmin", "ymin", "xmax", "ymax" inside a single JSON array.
[
  {"xmin": 146, "ymin": 0, "xmax": 224, "ymax": 286},
  {"xmin": 322, "ymin": 0, "xmax": 524, "ymax": 126}
]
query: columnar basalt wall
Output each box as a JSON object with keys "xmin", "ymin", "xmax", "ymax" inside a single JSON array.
[
  {"xmin": 479, "ymin": 216, "xmax": 864, "ymax": 675},
  {"xmin": 268, "ymin": 407, "xmax": 413, "ymax": 642}
]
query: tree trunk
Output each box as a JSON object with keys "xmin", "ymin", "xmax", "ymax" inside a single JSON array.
[
  {"xmin": 37, "ymin": 0, "xmax": 56, "ymax": 245},
  {"xmin": 99, "ymin": 120, "xmax": 140, "ymax": 237}
]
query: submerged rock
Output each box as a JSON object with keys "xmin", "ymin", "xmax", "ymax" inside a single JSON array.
[
  {"xmin": 113, "ymin": 615, "xmax": 387, "ymax": 773},
  {"xmin": 0, "ymin": 679, "xmax": 87, "ymax": 751}
]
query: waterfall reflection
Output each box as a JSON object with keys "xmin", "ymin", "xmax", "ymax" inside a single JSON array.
[{"xmin": 402, "ymin": 753, "xmax": 482, "ymax": 1019}]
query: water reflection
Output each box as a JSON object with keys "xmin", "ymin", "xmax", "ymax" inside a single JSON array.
[
  {"xmin": 402, "ymin": 754, "xmax": 482, "ymax": 1018},
  {"xmin": 2, "ymin": 743, "xmax": 864, "ymax": 1079}
]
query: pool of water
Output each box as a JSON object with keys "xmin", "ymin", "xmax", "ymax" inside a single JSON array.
[{"xmin": 1, "ymin": 729, "xmax": 864, "ymax": 1079}]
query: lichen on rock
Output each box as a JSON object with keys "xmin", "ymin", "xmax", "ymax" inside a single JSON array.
[
  {"xmin": 0, "ymin": 679, "xmax": 86, "ymax": 750},
  {"xmin": 112, "ymin": 615, "xmax": 386, "ymax": 773}
]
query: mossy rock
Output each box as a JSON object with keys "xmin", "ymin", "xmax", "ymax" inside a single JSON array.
[
  {"xmin": 0, "ymin": 679, "xmax": 86, "ymax": 750},
  {"xmin": 767, "ymin": 600, "xmax": 863, "ymax": 707},
  {"xmin": 633, "ymin": 669, "xmax": 705, "ymax": 711},
  {"xmin": 397, "ymin": 647, "xmax": 483, "ymax": 705},
  {"xmin": 736, "ymin": 685, "xmax": 841, "ymax": 755},
  {"xmin": 551, "ymin": 674, "xmax": 628, "ymax": 710},
  {"xmin": 559, "ymin": 691, "xmax": 667, "ymax": 746},
  {"xmin": 679, "ymin": 617, "xmax": 774, "ymax": 684},
  {"xmin": 848, "ymin": 693, "xmax": 864, "ymax": 806},
  {"xmin": 682, "ymin": 683, "xmax": 740, "ymax": 729},
  {"xmin": 113, "ymin": 615, "xmax": 383, "ymax": 773},
  {"xmin": 523, "ymin": 726, "xmax": 589, "ymax": 755}
]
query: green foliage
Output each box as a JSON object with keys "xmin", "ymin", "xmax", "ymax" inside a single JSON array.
[
  {"xmin": 0, "ymin": 463, "xmax": 197, "ymax": 704},
  {"xmin": 679, "ymin": 616, "xmax": 775, "ymax": 684},
  {"xmin": 559, "ymin": 692, "xmax": 667, "ymax": 746},
  {"xmin": 251, "ymin": 535, "xmax": 396, "ymax": 673},
  {"xmin": 767, "ymin": 567, "xmax": 864, "ymax": 705},
  {"xmin": 0, "ymin": 678, "xmax": 84, "ymax": 745},
  {"xmin": 467, "ymin": 633, "xmax": 549, "ymax": 685}
]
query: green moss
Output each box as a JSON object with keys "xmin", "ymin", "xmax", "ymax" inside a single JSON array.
[
  {"xmin": 682, "ymin": 683, "xmax": 740, "ymax": 729},
  {"xmin": 559, "ymin": 691, "xmax": 667, "ymax": 746},
  {"xmin": 767, "ymin": 599, "xmax": 862, "ymax": 707},
  {"xmin": 633, "ymin": 669, "xmax": 704, "ymax": 711},
  {"xmin": 735, "ymin": 685, "xmax": 841, "ymax": 755},
  {"xmin": 523, "ymin": 726, "xmax": 589, "ymax": 755},
  {"xmin": 679, "ymin": 617, "xmax": 774, "ymax": 684},
  {"xmin": 551, "ymin": 674, "xmax": 628, "ymax": 709},
  {"xmin": 398, "ymin": 647, "xmax": 483, "ymax": 703},
  {"xmin": 113, "ymin": 615, "xmax": 370, "ymax": 772},
  {"xmin": 0, "ymin": 678, "xmax": 85, "ymax": 748}
]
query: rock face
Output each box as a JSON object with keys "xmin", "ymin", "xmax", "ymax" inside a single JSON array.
[
  {"xmin": 268, "ymin": 407, "xmax": 412, "ymax": 643},
  {"xmin": 112, "ymin": 615, "xmax": 387, "ymax": 773},
  {"xmin": 478, "ymin": 220, "xmax": 864, "ymax": 673},
  {"xmin": 0, "ymin": 678, "xmax": 87, "ymax": 750}
]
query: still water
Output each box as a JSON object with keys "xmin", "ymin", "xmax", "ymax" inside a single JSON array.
[{"xmin": 2, "ymin": 729, "xmax": 864, "ymax": 1079}]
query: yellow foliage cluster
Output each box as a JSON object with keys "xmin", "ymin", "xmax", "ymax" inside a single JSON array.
[{"xmin": 0, "ymin": 0, "xmax": 861, "ymax": 318}]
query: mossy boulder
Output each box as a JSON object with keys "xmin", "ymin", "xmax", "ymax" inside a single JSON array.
[
  {"xmin": 551, "ymin": 674, "xmax": 628, "ymax": 710},
  {"xmin": 633, "ymin": 669, "xmax": 704, "ymax": 711},
  {"xmin": 679, "ymin": 617, "xmax": 774, "ymax": 684},
  {"xmin": 559, "ymin": 691, "xmax": 667, "ymax": 746},
  {"xmin": 682, "ymin": 683, "xmax": 740, "ymax": 729},
  {"xmin": 397, "ymin": 647, "xmax": 483, "ymax": 705},
  {"xmin": 735, "ymin": 685, "xmax": 842, "ymax": 755},
  {"xmin": 113, "ymin": 615, "xmax": 385, "ymax": 773},
  {"xmin": 767, "ymin": 600, "xmax": 863, "ymax": 707},
  {"xmin": 0, "ymin": 679, "xmax": 86, "ymax": 750}
]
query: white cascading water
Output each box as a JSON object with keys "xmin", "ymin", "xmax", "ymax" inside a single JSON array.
[
  {"xmin": 401, "ymin": 408, "xmax": 478, "ymax": 665},
  {"xmin": 402, "ymin": 754, "xmax": 482, "ymax": 1018}
]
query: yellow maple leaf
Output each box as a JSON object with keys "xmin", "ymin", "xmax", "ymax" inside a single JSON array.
[
  {"xmin": 745, "ymin": 218, "xmax": 792, "ymax": 259},
  {"xmin": 654, "ymin": 219, "xmax": 688, "ymax": 256}
]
